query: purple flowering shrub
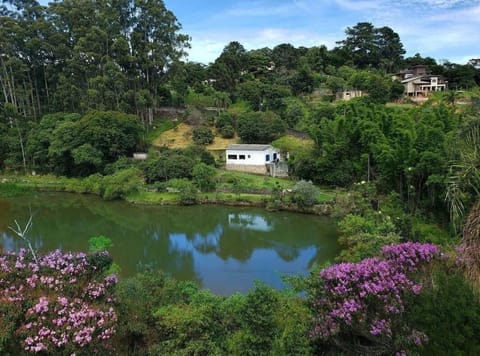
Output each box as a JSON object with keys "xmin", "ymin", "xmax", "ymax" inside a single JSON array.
[
  {"xmin": 0, "ymin": 248, "xmax": 118, "ymax": 353},
  {"xmin": 310, "ymin": 242, "xmax": 441, "ymax": 354}
]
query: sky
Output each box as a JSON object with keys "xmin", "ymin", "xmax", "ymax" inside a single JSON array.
[{"xmin": 162, "ymin": 0, "xmax": 480, "ymax": 65}]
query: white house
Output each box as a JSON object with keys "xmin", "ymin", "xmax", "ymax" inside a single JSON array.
[{"xmin": 225, "ymin": 144, "xmax": 282, "ymax": 175}]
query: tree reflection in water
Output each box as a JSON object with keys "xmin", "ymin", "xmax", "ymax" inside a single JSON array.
[{"xmin": 0, "ymin": 193, "xmax": 339, "ymax": 293}]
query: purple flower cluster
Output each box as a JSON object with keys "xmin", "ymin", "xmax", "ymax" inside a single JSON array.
[
  {"xmin": 311, "ymin": 242, "xmax": 441, "ymax": 346},
  {"xmin": 381, "ymin": 242, "xmax": 440, "ymax": 272},
  {"xmin": 23, "ymin": 296, "xmax": 117, "ymax": 350},
  {"xmin": 0, "ymin": 249, "xmax": 118, "ymax": 353}
]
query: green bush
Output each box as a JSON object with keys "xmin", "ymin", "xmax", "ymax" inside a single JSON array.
[
  {"xmin": 290, "ymin": 180, "xmax": 319, "ymax": 208},
  {"xmin": 192, "ymin": 163, "xmax": 217, "ymax": 192},
  {"xmin": 237, "ymin": 111, "xmax": 286, "ymax": 144},
  {"xmin": 88, "ymin": 235, "xmax": 113, "ymax": 253},
  {"xmin": 192, "ymin": 126, "xmax": 214, "ymax": 145},
  {"xmin": 219, "ymin": 124, "xmax": 235, "ymax": 138},
  {"xmin": 143, "ymin": 152, "xmax": 195, "ymax": 183},
  {"xmin": 411, "ymin": 220, "xmax": 452, "ymax": 245},
  {"xmin": 216, "ymin": 112, "xmax": 235, "ymax": 130},
  {"xmin": 83, "ymin": 173, "xmax": 104, "ymax": 195},
  {"xmin": 336, "ymin": 211, "xmax": 401, "ymax": 262},
  {"xmin": 216, "ymin": 112, "xmax": 236, "ymax": 138},
  {"xmin": 101, "ymin": 167, "xmax": 144, "ymax": 200},
  {"xmin": 103, "ymin": 156, "xmax": 136, "ymax": 175},
  {"xmin": 167, "ymin": 178, "xmax": 198, "ymax": 205},
  {"xmin": 200, "ymin": 150, "xmax": 216, "ymax": 166},
  {"xmin": 227, "ymin": 284, "xmax": 279, "ymax": 355},
  {"xmin": 113, "ymin": 272, "xmax": 315, "ymax": 355},
  {"xmin": 406, "ymin": 269, "xmax": 480, "ymax": 355}
]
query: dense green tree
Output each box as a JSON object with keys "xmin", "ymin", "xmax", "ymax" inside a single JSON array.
[
  {"xmin": 237, "ymin": 111, "xmax": 286, "ymax": 144},
  {"xmin": 336, "ymin": 22, "xmax": 404, "ymax": 71},
  {"xmin": 209, "ymin": 41, "xmax": 247, "ymax": 93},
  {"xmin": 304, "ymin": 45, "xmax": 329, "ymax": 73},
  {"xmin": 271, "ymin": 43, "xmax": 301, "ymax": 70},
  {"xmin": 216, "ymin": 112, "xmax": 236, "ymax": 138},
  {"xmin": 443, "ymin": 62, "xmax": 477, "ymax": 90},
  {"xmin": 192, "ymin": 162, "xmax": 216, "ymax": 192},
  {"xmin": 26, "ymin": 113, "xmax": 81, "ymax": 174},
  {"xmin": 403, "ymin": 53, "xmax": 438, "ymax": 68},
  {"xmin": 288, "ymin": 65, "xmax": 315, "ymax": 95},
  {"xmin": 143, "ymin": 150, "xmax": 195, "ymax": 183},
  {"xmin": 281, "ymin": 98, "xmax": 306, "ymax": 128},
  {"xmin": 376, "ymin": 26, "xmax": 406, "ymax": 72},
  {"xmin": 245, "ymin": 48, "xmax": 273, "ymax": 78},
  {"xmin": 337, "ymin": 22, "xmax": 377, "ymax": 68},
  {"xmin": 406, "ymin": 270, "xmax": 480, "ymax": 355},
  {"xmin": 0, "ymin": 0, "xmax": 189, "ymax": 123},
  {"xmin": 33, "ymin": 111, "xmax": 142, "ymax": 176},
  {"xmin": 236, "ymin": 80, "xmax": 265, "ymax": 110}
]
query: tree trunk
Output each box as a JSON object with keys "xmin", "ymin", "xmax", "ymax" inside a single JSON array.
[
  {"xmin": 14, "ymin": 116, "xmax": 28, "ymax": 175},
  {"xmin": 43, "ymin": 64, "xmax": 50, "ymax": 107}
]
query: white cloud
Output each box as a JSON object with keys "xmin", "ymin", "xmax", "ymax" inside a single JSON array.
[
  {"xmin": 186, "ymin": 39, "xmax": 226, "ymax": 64},
  {"xmin": 181, "ymin": 0, "xmax": 479, "ymax": 64},
  {"xmin": 185, "ymin": 26, "xmax": 339, "ymax": 64},
  {"xmin": 407, "ymin": 0, "xmax": 473, "ymax": 8}
]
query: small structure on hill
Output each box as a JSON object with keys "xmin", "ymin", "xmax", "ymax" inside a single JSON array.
[
  {"xmin": 225, "ymin": 144, "xmax": 288, "ymax": 177},
  {"xmin": 133, "ymin": 152, "xmax": 148, "ymax": 160},
  {"xmin": 337, "ymin": 90, "xmax": 364, "ymax": 101}
]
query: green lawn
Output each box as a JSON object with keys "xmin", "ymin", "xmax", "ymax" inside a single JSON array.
[
  {"xmin": 1, "ymin": 171, "xmax": 339, "ymax": 206},
  {"xmin": 216, "ymin": 170, "xmax": 294, "ymax": 192},
  {"xmin": 126, "ymin": 191, "xmax": 179, "ymax": 204}
]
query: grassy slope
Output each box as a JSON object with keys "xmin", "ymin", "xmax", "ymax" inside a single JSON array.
[{"xmin": 151, "ymin": 122, "xmax": 239, "ymax": 151}]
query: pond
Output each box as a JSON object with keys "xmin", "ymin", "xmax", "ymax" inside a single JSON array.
[{"xmin": 0, "ymin": 192, "xmax": 339, "ymax": 294}]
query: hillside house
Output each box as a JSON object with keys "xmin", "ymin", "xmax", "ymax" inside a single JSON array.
[
  {"xmin": 393, "ymin": 65, "xmax": 447, "ymax": 101},
  {"xmin": 225, "ymin": 144, "xmax": 287, "ymax": 176}
]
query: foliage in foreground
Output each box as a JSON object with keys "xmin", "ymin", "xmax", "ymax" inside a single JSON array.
[
  {"xmin": 114, "ymin": 272, "xmax": 312, "ymax": 355},
  {"xmin": 310, "ymin": 242, "xmax": 441, "ymax": 355},
  {"xmin": 405, "ymin": 268, "xmax": 480, "ymax": 355},
  {"xmin": 0, "ymin": 249, "xmax": 118, "ymax": 354},
  {"xmin": 2, "ymin": 240, "xmax": 480, "ymax": 355}
]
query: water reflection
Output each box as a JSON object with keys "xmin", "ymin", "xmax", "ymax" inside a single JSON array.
[
  {"xmin": 0, "ymin": 193, "xmax": 339, "ymax": 294},
  {"xmin": 228, "ymin": 213, "xmax": 273, "ymax": 232}
]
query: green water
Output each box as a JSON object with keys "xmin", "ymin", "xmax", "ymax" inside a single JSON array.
[{"xmin": 0, "ymin": 192, "xmax": 339, "ymax": 294}]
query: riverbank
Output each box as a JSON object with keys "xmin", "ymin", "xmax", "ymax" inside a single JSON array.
[{"xmin": 0, "ymin": 174, "xmax": 337, "ymax": 215}]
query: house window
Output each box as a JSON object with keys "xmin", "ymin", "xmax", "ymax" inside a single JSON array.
[
  {"xmin": 247, "ymin": 155, "xmax": 251, "ymax": 158},
  {"xmin": 273, "ymin": 153, "xmax": 277, "ymax": 161},
  {"xmin": 239, "ymin": 155, "xmax": 246, "ymax": 160},
  {"xmin": 228, "ymin": 154, "xmax": 237, "ymax": 160},
  {"xmin": 266, "ymin": 154, "xmax": 270, "ymax": 162}
]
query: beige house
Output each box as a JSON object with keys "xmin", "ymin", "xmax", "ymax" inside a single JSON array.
[{"xmin": 393, "ymin": 65, "xmax": 447, "ymax": 101}]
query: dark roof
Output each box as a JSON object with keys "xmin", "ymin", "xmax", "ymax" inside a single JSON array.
[{"xmin": 226, "ymin": 144, "xmax": 272, "ymax": 151}]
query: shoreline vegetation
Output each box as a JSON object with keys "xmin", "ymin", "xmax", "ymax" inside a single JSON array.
[{"xmin": 0, "ymin": 173, "xmax": 337, "ymax": 215}]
